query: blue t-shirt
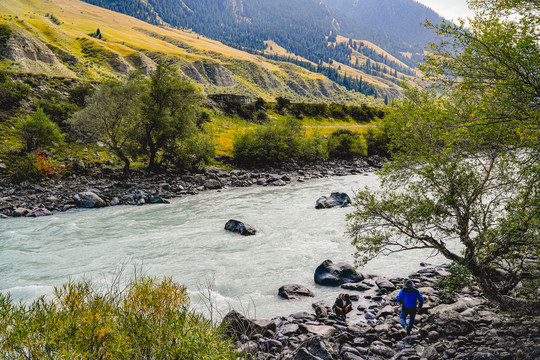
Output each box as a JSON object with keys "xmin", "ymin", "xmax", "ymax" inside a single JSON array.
[{"xmin": 396, "ymin": 286, "xmax": 424, "ymax": 309}]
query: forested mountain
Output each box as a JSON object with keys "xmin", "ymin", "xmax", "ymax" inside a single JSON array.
[
  {"xmin": 324, "ymin": 0, "xmax": 445, "ymax": 50},
  {"xmin": 80, "ymin": 0, "xmax": 445, "ymax": 98}
]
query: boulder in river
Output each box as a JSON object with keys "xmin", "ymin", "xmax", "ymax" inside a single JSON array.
[
  {"xmin": 315, "ymin": 192, "xmax": 351, "ymax": 209},
  {"xmin": 25, "ymin": 208, "xmax": 53, "ymax": 217},
  {"xmin": 225, "ymin": 219, "xmax": 257, "ymax": 236},
  {"xmin": 278, "ymin": 284, "xmax": 314, "ymax": 300},
  {"xmin": 74, "ymin": 191, "xmax": 106, "ymax": 208},
  {"xmin": 314, "ymin": 259, "xmax": 363, "ymax": 286}
]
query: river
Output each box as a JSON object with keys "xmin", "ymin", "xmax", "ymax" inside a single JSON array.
[{"xmin": 0, "ymin": 173, "xmax": 448, "ymax": 319}]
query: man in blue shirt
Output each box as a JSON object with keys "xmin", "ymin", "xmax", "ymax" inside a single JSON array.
[{"xmin": 396, "ymin": 279, "xmax": 424, "ymax": 335}]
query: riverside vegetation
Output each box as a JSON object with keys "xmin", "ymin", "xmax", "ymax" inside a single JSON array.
[
  {"xmin": 0, "ymin": 0, "xmax": 538, "ymax": 358},
  {"xmin": 0, "ymin": 63, "xmax": 387, "ymax": 185}
]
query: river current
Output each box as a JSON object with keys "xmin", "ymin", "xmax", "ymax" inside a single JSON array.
[{"xmin": 0, "ymin": 173, "xmax": 447, "ymax": 319}]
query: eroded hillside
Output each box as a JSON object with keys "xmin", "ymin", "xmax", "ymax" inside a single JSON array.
[{"xmin": 0, "ymin": 0, "xmax": 373, "ymax": 103}]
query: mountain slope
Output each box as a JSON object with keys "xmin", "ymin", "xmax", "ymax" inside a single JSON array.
[
  {"xmin": 323, "ymin": 0, "xmax": 445, "ymax": 64},
  {"xmin": 79, "ymin": 0, "xmax": 434, "ymax": 98},
  {"xmin": 0, "ymin": 0, "xmax": 375, "ymax": 103}
]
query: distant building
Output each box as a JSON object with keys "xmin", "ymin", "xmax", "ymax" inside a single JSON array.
[{"xmin": 208, "ymin": 94, "xmax": 252, "ymax": 105}]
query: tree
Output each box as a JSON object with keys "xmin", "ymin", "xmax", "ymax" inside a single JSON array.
[
  {"xmin": 347, "ymin": 0, "xmax": 540, "ymax": 314},
  {"xmin": 140, "ymin": 64, "xmax": 201, "ymax": 170},
  {"xmin": 69, "ymin": 74, "xmax": 145, "ymax": 177},
  {"xmin": 17, "ymin": 108, "xmax": 64, "ymax": 152}
]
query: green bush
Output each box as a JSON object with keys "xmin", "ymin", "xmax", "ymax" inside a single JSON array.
[
  {"xmin": 327, "ymin": 129, "xmax": 367, "ymax": 160},
  {"xmin": 254, "ymin": 110, "xmax": 269, "ymax": 124},
  {"xmin": 173, "ymin": 134, "xmax": 216, "ymax": 171},
  {"xmin": 299, "ymin": 130, "xmax": 328, "ymax": 162},
  {"xmin": 0, "ymin": 277, "xmax": 237, "ymax": 359},
  {"xmin": 68, "ymin": 83, "xmax": 95, "ymax": 107},
  {"xmin": 275, "ymin": 96, "xmax": 291, "ymax": 113},
  {"xmin": 233, "ymin": 118, "xmax": 303, "ymax": 167},
  {"xmin": 0, "ymin": 70, "xmax": 31, "ymax": 111},
  {"xmin": 364, "ymin": 126, "xmax": 390, "ymax": 157},
  {"xmin": 17, "ymin": 108, "xmax": 64, "ymax": 152},
  {"xmin": 233, "ymin": 118, "xmax": 328, "ymax": 167},
  {"xmin": 6, "ymin": 152, "xmax": 43, "ymax": 182},
  {"xmin": 436, "ymin": 263, "xmax": 473, "ymax": 303},
  {"xmin": 36, "ymin": 92, "xmax": 79, "ymax": 129},
  {"xmin": 0, "ymin": 23, "xmax": 12, "ymax": 46}
]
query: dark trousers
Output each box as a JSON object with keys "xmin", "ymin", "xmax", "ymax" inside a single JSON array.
[
  {"xmin": 400, "ymin": 307, "xmax": 417, "ymax": 329},
  {"xmin": 333, "ymin": 305, "xmax": 351, "ymax": 318}
]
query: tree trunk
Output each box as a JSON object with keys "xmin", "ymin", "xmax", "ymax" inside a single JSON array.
[
  {"xmin": 147, "ymin": 139, "xmax": 157, "ymax": 171},
  {"xmin": 118, "ymin": 152, "xmax": 130, "ymax": 178},
  {"xmin": 467, "ymin": 259, "xmax": 540, "ymax": 315}
]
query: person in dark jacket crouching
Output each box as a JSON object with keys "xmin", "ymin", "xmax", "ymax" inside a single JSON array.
[
  {"xmin": 396, "ymin": 279, "xmax": 424, "ymax": 335},
  {"xmin": 332, "ymin": 293, "xmax": 352, "ymax": 321}
]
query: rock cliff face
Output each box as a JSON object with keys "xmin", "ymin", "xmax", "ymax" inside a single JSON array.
[
  {"xmin": 125, "ymin": 52, "xmax": 157, "ymax": 75},
  {"xmin": 4, "ymin": 30, "xmax": 58, "ymax": 64},
  {"xmin": 193, "ymin": 59, "xmax": 236, "ymax": 87},
  {"xmin": 0, "ymin": 26, "xmax": 74, "ymax": 76}
]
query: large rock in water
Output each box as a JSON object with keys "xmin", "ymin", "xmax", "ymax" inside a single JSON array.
[
  {"xmin": 314, "ymin": 259, "xmax": 363, "ymax": 286},
  {"xmin": 74, "ymin": 191, "xmax": 106, "ymax": 208},
  {"xmin": 278, "ymin": 284, "xmax": 314, "ymax": 300},
  {"xmin": 225, "ymin": 219, "xmax": 257, "ymax": 236},
  {"xmin": 315, "ymin": 192, "xmax": 351, "ymax": 209}
]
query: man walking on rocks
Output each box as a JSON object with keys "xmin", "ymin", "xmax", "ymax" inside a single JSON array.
[{"xmin": 396, "ymin": 279, "xmax": 424, "ymax": 335}]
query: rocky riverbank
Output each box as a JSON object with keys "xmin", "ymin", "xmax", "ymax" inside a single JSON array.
[
  {"xmin": 223, "ymin": 264, "xmax": 540, "ymax": 360},
  {"xmin": 0, "ymin": 157, "xmax": 382, "ymax": 218}
]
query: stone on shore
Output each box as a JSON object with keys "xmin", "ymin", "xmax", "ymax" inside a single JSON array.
[
  {"xmin": 278, "ymin": 284, "xmax": 314, "ymax": 300},
  {"xmin": 74, "ymin": 191, "xmax": 106, "ymax": 208},
  {"xmin": 225, "ymin": 219, "xmax": 257, "ymax": 236},
  {"xmin": 25, "ymin": 208, "xmax": 53, "ymax": 217},
  {"xmin": 314, "ymin": 259, "xmax": 363, "ymax": 286},
  {"xmin": 222, "ymin": 310, "xmax": 275, "ymax": 340},
  {"xmin": 374, "ymin": 277, "xmax": 396, "ymax": 292},
  {"xmin": 315, "ymin": 192, "xmax": 351, "ymax": 209},
  {"xmin": 13, "ymin": 207, "xmax": 30, "ymax": 217}
]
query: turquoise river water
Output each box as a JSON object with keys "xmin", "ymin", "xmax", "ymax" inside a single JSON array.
[{"xmin": 0, "ymin": 173, "xmax": 447, "ymax": 319}]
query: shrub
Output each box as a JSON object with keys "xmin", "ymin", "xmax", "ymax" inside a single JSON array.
[
  {"xmin": 17, "ymin": 108, "xmax": 64, "ymax": 152},
  {"xmin": 0, "ymin": 277, "xmax": 237, "ymax": 359},
  {"xmin": 299, "ymin": 130, "xmax": 328, "ymax": 162},
  {"xmin": 0, "ymin": 23, "xmax": 12, "ymax": 46},
  {"xmin": 7, "ymin": 152, "xmax": 42, "ymax": 182},
  {"xmin": 254, "ymin": 110, "xmax": 269, "ymax": 124},
  {"xmin": 436, "ymin": 263, "xmax": 473, "ymax": 303},
  {"xmin": 364, "ymin": 126, "xmax": 390, "ymax": 157},
  {"xmin": 0, "ymin": 70, "xmax": 31, "ymax": 111},
  {"xmin": 36, "ymin": 91, "xmax": 79, "ymax": 129},
  {"xmin": 275, "ymin": 96, "xmax": 291, "ymax": 113},
  {"xmin": 327, "ymin": 129, "xmax": 367, "ymax": 160},
  {"xmin": 68, "ymin": 83, "xmax": 95, "ymax": 107},
  {"xmin": 173, "ymin": 134, "xmax": 216, "ymax": 172},
  {"xmin": 197, "ymin": 110, "xmax": 211, "ymax": 128},
  {"xmin": 233, "ymin": 118, "xmax": 303, "ymax": 167}
]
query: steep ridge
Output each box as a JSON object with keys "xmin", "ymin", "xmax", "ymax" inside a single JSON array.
[
  {"xmin": 0, "ymin": 0, "xmax": 370, "ymax": 103},
  {"xmin": 78, "ymin": 0, "xmax": 439, "ymax": 98}
]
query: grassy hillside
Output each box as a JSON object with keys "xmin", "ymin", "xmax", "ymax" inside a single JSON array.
[{"xmin": 0, "ymin": 0, "xmax": 379, "ymax": 104}]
